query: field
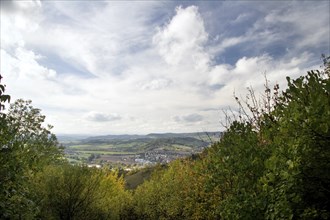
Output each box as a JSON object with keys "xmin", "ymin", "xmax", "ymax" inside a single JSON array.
[{"xmin": 59, "ymin": 132, "xmax": 221, "ymax": 167}]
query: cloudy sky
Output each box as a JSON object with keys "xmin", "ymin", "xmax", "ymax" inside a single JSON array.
[{"xmin": 1, "ymin": 0, "xmax": 329, "ymax": 135}]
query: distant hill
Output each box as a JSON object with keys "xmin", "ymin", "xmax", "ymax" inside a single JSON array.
[
  {"xmin": 83, "ymin": 134, "xmax": 143, "ymax": 142},
  {"xmin": 60, "ymin": 132, "xmax": 222, "ymax": 166},
  {"xmin": 81, "ymin": 132, "xmax": 221, "ymax": 143},
  {"xmin": 57, "ymin": 134, "xmax": 90, "ymax": 143}
]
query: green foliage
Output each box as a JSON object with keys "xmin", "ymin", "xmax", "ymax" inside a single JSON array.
[
  {"xmin": 1, "ymin": 59, "xmax": 329, "ymax": 219},
  {"xmin": 124, "ymin": 166, "xmax": 155, "ymax": 190},
  {"xmin": 128, "ymin": 57, "xmax": 330, "ymax": 219},
  {"xmin": 201, "ymin": 121, "xmax": 268, "ymax": 219},
  {"xmin": 0, "ymin": 75, "xmax": 10, "ymax": 112},
  {"xmin": 132, "ymin": 161, "xmax": 197, "ymax": 219},
  {"xmin": 260, "ymin": 67, "xmax": 330, "ymax": 219},
  {"xmin": 0, "ymin": 99, "xmax": 63, "ymax": 219},
  {"xmin": 34, "ymin": 164, "xmax": 131, "ymax": 220},
  {"xmin": 7, "ymin": 99, "xmax": 64, "ymax": 168}
]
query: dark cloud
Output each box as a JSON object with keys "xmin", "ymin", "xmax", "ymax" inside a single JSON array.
[
  {"xmin": 0, "ymin": 0, "xmax": 16, "ymax": 13},
  {"xmin": 0, "ymin": 0, "xmax": 41, "ymax": 14},
  {"xmin": 174, "ymin": 113, "xmax": 203, "ymax": 123},
  {"xmin": 200, "ymin": 107, "xmax": 219, "ymax": 112},
  {"xmin": 209, "ymin": 83, "xmax": 225, "ymax": 91},
  {"xmin": 197, "ymin": 83, "xmax": 225, "ymax": 98},
  {"xmin": 85, "ymin": 112, "xmax": 121, "ymax": 122}
]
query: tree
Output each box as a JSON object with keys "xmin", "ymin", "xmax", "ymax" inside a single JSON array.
[
  {"xmin": 34, "ymin": 164, "xmax": 131, "ymax": 220},
  {"xmin": 0, "ymin": 98, "xmax": 63, "ymax": 219},
  {"xmin": 261, "ymin": 63, "xmax": 330, "ymax": 219},
  {"xmin": 0, "ymin": 74, "xmax": 10, "ymax": 111},
  {"xmin": 129, "ymin": 56, "xmax": 330, "ymax": 219}
]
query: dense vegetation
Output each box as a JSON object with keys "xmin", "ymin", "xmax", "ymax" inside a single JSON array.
[
  {"xmin": 0, "ymin": 83, "xmax": 130, "ymax": 219},
  {"xmin": 1, "ymin": 57, "xmax": 329, "ymax": 219}
]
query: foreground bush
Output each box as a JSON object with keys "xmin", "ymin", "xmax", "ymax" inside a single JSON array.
[
  {"xmin": 130, "ymin": 58, "xmax": 330, "ymax": 219},
  {"xmin": 34, "ymin": 164, "xmax": 131, "ymax": 220}
]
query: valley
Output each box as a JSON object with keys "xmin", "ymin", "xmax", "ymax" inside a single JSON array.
[{"xmin": 59, "ymin": 132, "xmax": 221, "ymax": 168}]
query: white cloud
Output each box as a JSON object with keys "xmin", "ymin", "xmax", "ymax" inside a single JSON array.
[
  {"xmin": 263, "ymin": 3, "xmax": 329, "ymax": 49},
  {"xmin": 153, "ymin": 6, "xmax": 210, "ymax": 70},
  {"xmin": 0, "ymin": 0, "xmax": 42, "ymax": 50},
  {"xmin": 210, "ymin": 1, "xmax": 329, "ymax": 58},
  {"xmin": 14, "ymin": 47, "xmax": 57, "ymax": 79},
  {"xmin": 13, "ymin": 1, "xmax": 165, "ymax": 78},
  {"xmin": 141, "ymin": 78, "xmax": 172, "ymax": 90},
  {"xmin": 1, "ymin": 2, "xmax": 327, "ymax": 135}
]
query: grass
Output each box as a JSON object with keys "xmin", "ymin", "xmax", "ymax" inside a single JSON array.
[
  {"xmin": 67, "ymin": 142, "xmax": 145, "ymax": 150},
  {"xmin": 76, "ymin": 150, "xmax": 136, "ymax": 155},
  {"xmin": 67, "ymin": 144, "xmax": 115, "ymax": 149}
]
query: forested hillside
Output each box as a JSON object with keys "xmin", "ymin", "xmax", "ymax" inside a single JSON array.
[{"xmin": 1, "ymin": 57, "xmax": 329, "ymax": 219}]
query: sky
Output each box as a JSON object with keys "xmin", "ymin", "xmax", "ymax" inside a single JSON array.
[{"xmin": 1, "ymin": 0, "xmax": 329, "ymax": 135}]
